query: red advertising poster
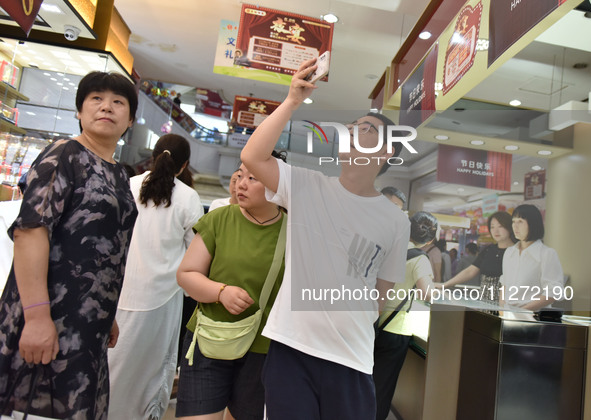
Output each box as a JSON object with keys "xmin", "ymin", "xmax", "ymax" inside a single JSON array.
[
  {"xmin": 524, "ymin": 170, "xmax": 546, "ymax": 200},
  {"xmin": 400, "ymin": 44, "xmax": 438, "ymax": 128},
  {"xmin": 195, "ymin": 88, "xmax": 232, "ymax": 119},
  {"xmin": 488, "ymin": 0, "xmax": 563, "ymax": 67},
  {"xmin": 232, "ymin": 95, "xmax": 281, "ymax": 128},
  {"xmin": 235, "ymin": 4, "xmax": 333, "ymax": 79},
  {"xmin": 443, "ymin": 2, "xmax": 483, "ymax": 95},
  {"xmin": 437, "ymin": 144, "xmax": 512, "ymax": 191},
  {"xmin": 0, "ymin": 0, "xmax": 43, "ymax": 35}
]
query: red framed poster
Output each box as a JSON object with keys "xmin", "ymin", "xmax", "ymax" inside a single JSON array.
[
  {"xmin": 234, "ymin": 4, "xmax": 333, "ymax": 80},
  {"xmin": 232, "ymin": 95, "xmax": 281, "ymax": 128},
  {"xmin": 442, "ymin": 2, "xmax": 483, "ymax": 95},
  {"xmin": 524, "ymin": 170, "xmax": 546, "ymax": 200}
]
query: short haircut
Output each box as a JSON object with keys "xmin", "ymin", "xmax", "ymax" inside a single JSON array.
[
  {"xmin": 465, "ymin": 242, "xmax": 478, "ymax": 255},
  {"xmin": 366, "ymin": 112, "xmax": 400, "ymax": 176},
  {"xmin": 380, "ymin": 186, "xmax": 407, "ymax": 205},
  {"xmin": 76, "ymin": 71, "xmax": 138, "ymax": 124},
  {"xmin": 487, "ymin": 211, "xmax": 516, "ymax": 243},
  {"xmin": 409, "ymin": 211, "xmax": 438, "ymax": 245},
  {"xmin": 512, "ymin": 204, "xmax": 544, "ymax": 241}
]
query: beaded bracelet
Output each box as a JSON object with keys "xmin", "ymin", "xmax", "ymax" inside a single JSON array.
[
  {"xmin": 216, "ymin": 284, "xmax": 227, "ymax": 304},
  {"xmin": 23, "ymin": 301, "xmax": 50, "ymax": 311}
]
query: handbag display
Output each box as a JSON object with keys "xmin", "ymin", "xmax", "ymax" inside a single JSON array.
[
  {"xmin": 1, "ymin": 365, "xmax": 57, "ymax": 420},
  {"xmin": 186, "ymin": 216, "xmax": 286, "ymax": 363}
]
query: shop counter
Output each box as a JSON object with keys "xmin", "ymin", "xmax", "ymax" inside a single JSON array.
[{"xmin": 391, "ymin": 299, "xmax": 590, "ymax": 420}]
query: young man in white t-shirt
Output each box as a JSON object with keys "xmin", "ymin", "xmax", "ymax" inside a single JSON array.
[{"xmin": 241, "ymin": 58, "xmax": 410, "ymax": 420}]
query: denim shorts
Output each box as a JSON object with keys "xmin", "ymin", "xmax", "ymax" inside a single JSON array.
[{"xmin": 175, "ymin": 330, "xmax": 266, "ymax": 420}]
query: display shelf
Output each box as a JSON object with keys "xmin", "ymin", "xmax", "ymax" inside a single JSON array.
[
  {"xmin": 0, "ymin": 82, "xmax": 29, "ymax": 102},
  {"xmin": 0, "ymin": 119, "xmax": 25, "ymax": 135}
]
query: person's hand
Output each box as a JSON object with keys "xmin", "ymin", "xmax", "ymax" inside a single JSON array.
[
  {"xmin": 219, "ymin": 286, "xmax": 254, "ymax": 315},
  {"xmin": 433, "ymin": 283, "xmax": 445, "ymax": 289},
  {"xmin": 108, "ymin": 319, "xmax": 119, "ymax": 348},
  {"xmin": 285, "ymin": 58, "xmax": 319, "ymax": 108},
  {"xmin": 19, "ymin": 316, "xmax": 59, "ymax": 364}
]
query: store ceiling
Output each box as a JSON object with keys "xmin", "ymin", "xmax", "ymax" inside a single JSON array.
[{"xmin": 4, "ymin": 0, "xmax": 591, "ymax": 213}]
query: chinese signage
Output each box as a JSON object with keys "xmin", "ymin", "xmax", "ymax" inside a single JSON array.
[
  {"xmin": 400, "ymin": 44, "xmax": 438, "ymax": 128},
  {"xmin": 235, "ymin": 4, "xmax": 333, "ymax": 79},
  {"xmin": 195, "ymin": 88, "xmax": 232, "ymax": 119},
  {"xmin": 213, "ymin": 20, "xmax": 239, "ymax": 75},
  {"xmin": 442, "ymin": 1, "xmax": 483, "ymax": 95},
  {"xmin": 227, "ymin": 133, "xmax": 250, "ymax": 149},
  {"xmin": 488, "ymin": 0, "xmax": 567, "ymax": 67},
  {"xmin": 482, "ymin": 193, "xmax": 499, "ymax": 217},
  {"xmin": 232, "ymin": 95, "xmax": 281, "ymax": 128},
  {"xmin": 0, "ymin": 0, "xmax": 43, "ymax": 36},
  {"xmin": 437, "ymin": 144, "xmax": 512, "ymax": 191},
  {"xmin": 524, "ymin": 170, "xmax": 545, "ymax": 200}
]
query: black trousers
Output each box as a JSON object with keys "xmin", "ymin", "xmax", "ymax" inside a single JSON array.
[{"xmin": 373, "ymin": 331, "xmax": 412, "ymax": 420}]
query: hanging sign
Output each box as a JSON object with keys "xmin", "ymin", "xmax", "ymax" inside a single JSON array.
[
  {"xmin": 0, "ymin": 0, "xmax": 44, "ymax": 36},
  {"xmin": 400, "ymin": 44, "xmax": 438, "ymax": 128},
  {"xmin": 232, "ymin": 95, "xmax": 281, "ymax": 128},
  {"xmin": 234, "ymin": 4, "xmax": 333, "ymax": 80},
  {"xmin": 437, "ymin": 144, "xmax": 512, "ymax": 191}
]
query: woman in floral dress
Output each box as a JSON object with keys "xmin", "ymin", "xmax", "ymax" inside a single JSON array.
[{"xmin": 0, "ymin": 71, "xmax": 138, "ymax": 420}]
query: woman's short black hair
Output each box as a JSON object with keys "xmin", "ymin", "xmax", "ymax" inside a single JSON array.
[
  {"xmin": 487, "ymin": 211, "xmax": 516, "ymax": 243},
  {"xmin": 409, "ymin": 211, "xmax": 438, "ymax": 245},
  {"xmin": 76, "ymin": 71, "xmax": 138, "ymax": 123},
  {"xmin": 512, "ymin": 204, "xmax": 545, "ymax": 241},
  {"xmin": 380, "ymin": 186, "xmax": 407, "ymax": 205}
]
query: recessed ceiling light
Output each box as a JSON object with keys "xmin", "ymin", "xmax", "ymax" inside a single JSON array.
[
  {"xmin": 365, "ymin": 74, "xmax": 378, "ymax": 80},
  {"xmin": 43, "ymin": 72, "xmax": 51, "ymax": 76},
  {"xmin": 50, "ymin": 78, "xmax": 57, "ymax": 81},
  {"xmin": 435, "ymin": 135, "xmax": 449, "ymax": 140},
  {"xmin": 504, "ymin": 145, "xmax": 519, "ymax": 151},
  {"xmin": 63, "ymin": 78, "xmax": 70, "ymax": 81},
  {"xmin": 471, "ymin": 140, "xmax": 485, "ymax": 145},
  {"xmin": 457, "ymin": 188, "xmax": 465, "ymax": 192},
  {"xmin": 41, "ymin": 3, "xmax": 64, "ymax": 13},
  {"xmin": 537, "ymin": 150, "xmax": 552, "ymax": 156},
  {"xmin": 513, "ymin": 181, "xmax": 519, "ymax": 185},
  {"xmin": 56, "ymin": 83, "xmax": 63, "ymax": 86},
  {"xmin": 303, "ymin": 98, "xmax": 313, "ymax": 104},
  {"xmin": 531, "ymin": 165, "xmax": 543, "ymax": 171},
  {"xmin": 26, "ymin": 111, "xmax": 36, "ymax": 116},
  {"xmin": 322, "ymin": 13, "xmax": 339, "ymax": 23},
  {"xmin": 509, "ymin": 99, "xmax": 521, "ymax": 107},
  {"xmin": 419, "ymin": 31, "xmax": 432, "ymax": 40},
  {"xmin": 63, "ymin": 87, "xmax": 69, "ymax": 90}
]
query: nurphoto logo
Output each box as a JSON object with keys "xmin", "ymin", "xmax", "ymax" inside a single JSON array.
[{"xmin": 304, "ymin": 121, "xmax": 419, "ymax": 167}]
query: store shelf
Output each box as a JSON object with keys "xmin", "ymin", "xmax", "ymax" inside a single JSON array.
[
  {"xmin": 0, "ymin": 118, "xmax": 25, "ymax": 135},
  {"xmin": 0, "ymin": 82, "xmax": 29, "ymax": 102}
]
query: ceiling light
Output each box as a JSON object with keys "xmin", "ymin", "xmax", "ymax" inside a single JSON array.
[
  {"xmin": 537, "ymin": 150, "xmax": 552, "ymax": 156},
  {"xmin": 50, "ymin": 78, "xmax": 57, "ymax": 81},
  {"xmin": 435, "ymin": 135, "xmax": 449, "ymax": 140},
  {"xmin": 457, "ymin": 188, "xmax": 465, "ymax": 192},
  {"xmin": 365, "ymin": 74, "xmax": 378, "ymax": 80},
  {"xmin": 531, "ymin": 165, "xmax": 543, "ymax": 171},
  {"xmin": 43, "ymin": 72, "xmax": 51, "ymax": 76},
  {"xmin": 470, "ymin": 140, "xmax": 485, "ymax": 145},
  {"xmin": 63, "ymin": 78, "xmax": 70, "ymax": 81},
  {"xmin": 509, "ymin": 99, "xmax": 521, "ymax": 107},
  {"xmin": 26, "ymin": 111, "xmax": 36, "ymax": 116},
  {"xmin": 504, "ymin": 145, "xmax": 519, "ymax": 151},
  {"xmin": 57, "ymin": 83, "xmax": 63, "ymax": 86},
  {"xmin": 419, "ymin": 31, "xmax": 432, "ymax": 40},
  {"xmin": 303, "ymin": 98, "xmax": 313, "ymax": 104},
  {"xmin": 513, "ymin": 181, "xmax": 519, "ymax": 185},
  {"xmin": 322, "ymin": 13, "xmax": 339, "ymax": 23},
  {"xmin": 62, "ymin": 87, "xmax": 69, "ymax": 90},
  {"xmin": 41, "ymin": 3, "xmax": 64, "ymax": 13}
]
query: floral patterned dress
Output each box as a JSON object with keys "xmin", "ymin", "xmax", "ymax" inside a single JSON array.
[{"xmin": 0, "ymin": 139, "xmax": 137, "ymax": 420}]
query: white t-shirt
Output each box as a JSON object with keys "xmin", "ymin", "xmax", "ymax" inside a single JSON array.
[
  {"xmin": 208, "ymin": 196, "xmax": 231, "ymax": 212},
  {"xmin": 118, "ymin": 172, "xmax": 203, "ymax": 311},
  {"xmin": 262, "ymin": 160, "xmax": 410, "ymax": 374},
  {"xmin": 500, "ymin": 240, "xmax": 564, "ymax": 307}
]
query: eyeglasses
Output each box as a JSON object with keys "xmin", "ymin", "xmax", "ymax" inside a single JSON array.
[{"xmin": 345, "ymin": 121, "xmax": 379, "ymax": 135}]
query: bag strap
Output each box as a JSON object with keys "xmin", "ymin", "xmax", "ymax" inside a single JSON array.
[
  {"xmin": 1, "ymin": 364, "xmax": 46, "ymax": 419},
  {"xmin": 376, "ymin": 248, "xmax": 426, "ymax": 334},
  {"xmin": 258, "ymin": 214, "xmax": 287, "ymax": 312}
]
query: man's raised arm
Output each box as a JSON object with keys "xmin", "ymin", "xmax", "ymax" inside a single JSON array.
[{"xmin": 241, "ymin": 58, "xmax": 318, "ymax": 193}]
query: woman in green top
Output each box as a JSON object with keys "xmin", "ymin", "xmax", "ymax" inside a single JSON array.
[{"xmin": 176, "ymin": 153, "xmax": 286, "ymax": 420}]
